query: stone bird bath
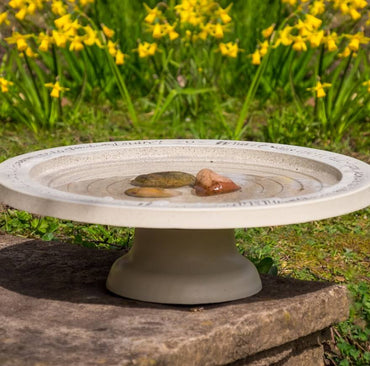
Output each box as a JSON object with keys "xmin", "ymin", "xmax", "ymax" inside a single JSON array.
[{"xmin": 0, "ymin": 140, "xmax": 369, "ymax": 304}]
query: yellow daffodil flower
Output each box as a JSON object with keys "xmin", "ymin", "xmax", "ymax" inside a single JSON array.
[
  {"xmin": 69, "ymin": 36, "xmax": 84, "ymax": 51},
  {"xmin": 102, "ymin": 25, "xmax": 115, "ymax": 39},
  {"xmin": 15, "ymin": 7, "xmax": 27, "ymax": 20},
  {"xmin": 362, "ymin": 80, "xmax": 370, "ymax": 93},
  {"xmin": 79, "ymin": 0, "xmax": 94, "ymax": 6},
  {"xmin": 212, "ymin": 23, "xmax": 224, "ymax": 39},
  {"xmin": 305, "ymin": 14, "xmax": 322, "ymax": 30},
  {"xmin": 282, "ymin": 0, "xmax": 297, "ymax": 5},
  {"xmin": 55, "ymin": 14, "xmax": 72, "ymax": 30},
  {"xmin": 0, "ymin": 11, "xmax": 10, "ymax": 26},
  {"xmin": 219, "ymin": 42, "xmax": 239, "ymax": 58},
  {"xmin": 259, "ymin": 41, "xmax": 269, "ymax": 56},
  {"xmin": 347, "ymin": 32, "xmax": 370, "ymax": 51},
  {"xmin": 9, "ymin": 0, "xmax": 24, "ymax": 9},
  {"xmin": 308, "ymin": 30, "xmax": 324, "ymax": 48},
  {"xmin": 115, "ymin": 50, "xmax": 125, "ymax": 65},
  {"xmin": 45, "ymin": 81, "xmax": 69, "ymax": 98},
  {"xmin": 275, "ymin": 26, "xmax": 293, "ymax": 47},
  {"xmin": 152, "ymin": 23, "xmax": 165, "ymax": 39},
  {"xmin": 262, "ymin": 25, "xmax": 274, "ymax": 39},
  {"xmin": 5, "ymin": 32, "xmax": 31, "ymax": 52},
  {"xmin": 165, "ymin": 23, "xmax": 179, "ymax": 41},
  {"xmin": 144, "ymin": 4, "xmax": 162, "ymax": 24},
  {"xmin": 38, "ymin": 32, "xmax": 53, "ymax": 52},
  {"xmin": 51, "ymin": 0, "xmax": 67, "ymax": 16},
  {"xmin": 107, "ymin": 40, "xmax": 117, "ymax": 57},
  {"xmin": 338, "ymin": 46, "xmax": 351, "ymax": 58},
  {"xmin": 307, "ymin": 81, "xmax": 331, "ymax": 98},
  {"xmin": 137, "ymin": 42, "xmax": 157, "ymax": 58},
  {"xmin": 83, "ymin": 26, "xmax": 102, "ymax": 47},
  {"xmin": 251, "ymin": 50, "xmax": 261, "ymax": 65},
  {"xmin": 292, "ymin": 36, "xmax": 307, "ymax": 52},
  {"xmin": 310, "ymin": 1, "xmax": 325, "ymax": 16},
  {"xmin": 52, "ymin": 30, "xmax": 68, "ymax": 48},
  {"xmin": 216, "ymin": 4, "xmax": 232, "ymax": 24},
  {"xmin": 25, "ymin": 47, "xmax": 38, "ymax": 58},
  {"xmin": 0, "ymin": 77, "xmax": 14, "ymax": 93},
  {"xmin": 324, "ymin": 32, "xmax": 338, "ymax": 52}
]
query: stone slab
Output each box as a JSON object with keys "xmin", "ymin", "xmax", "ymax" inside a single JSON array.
[{"xmin": 0, "ymin": 234, "xmax": 349, "ymax": 366}]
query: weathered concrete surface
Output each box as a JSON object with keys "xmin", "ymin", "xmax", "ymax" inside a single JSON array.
[{"xmin": 0, "ymin": 234, "xmax": 349, "ymax": 366}]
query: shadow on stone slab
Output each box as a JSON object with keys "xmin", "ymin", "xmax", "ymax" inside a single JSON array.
[{"xmin": 0, "ymin": 236, "xmax": 334, "ymax": 309}]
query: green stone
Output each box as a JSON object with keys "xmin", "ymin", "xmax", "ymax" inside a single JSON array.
[{"xmin": 131, "ymin": 171, "xmax": 196, "ymax": 188}]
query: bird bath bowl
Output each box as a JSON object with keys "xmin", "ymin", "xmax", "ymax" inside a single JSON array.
[{"xmin": 0, "ymin": 140, "xmax": 369, "ymax": 304}]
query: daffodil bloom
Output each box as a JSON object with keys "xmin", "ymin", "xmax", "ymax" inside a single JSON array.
[
  {"xmin": 5, "ymin": 32, "xmax": 31, "ymax": 52},
  {"xmin": 137, "ymin": 42, "xmax": 157, "ymax": 58},
  {"xmin": 310, "ymin": 1, "xmax": 325, "ymax": 16},
  {"xmin": 282, "ymin": 0, "xmax": 297, "ymax": 5},
  {"xmin": 216, "ymin": 4, "xmax": 232, "ymax": 24},
  {"xmin": 165, "ymin": 23, "xmax": 179, "ymax": 41},
  {"xmin": 69, "ymin": 36, "xmax": 84, "ymax": 51},
  {"xmin": 15, "ymin": 7, "xmax": 27, "ymax": 20},
  {"xmin": 115, "ymin": 50, "xmax": 125, "ymax": 65},
  {"xmin": 219, "ymin": 42, "xmax": 239, "ymax": 58},
  {"xmin": 307, "ymin": 81, "xmax": 331, "ymax": 98},
  {"xmin": 25, "ymin": 47, "xmax": 38, "ymax": 58},
  {"xmin": 349, "ymin": 8, "xmax": 361, "ymax": 20},
  {"xmin": 102, "ymin": 25, "xmax": 114, "ymax": 39},
  {"xmin": 308, "ymin": 30, "xmax": 324, "ymax": 48},
  {"xmin": 51, "ymin": 0, "xmax": 67, "ymax": 16},
  {"xmin": 262, "ymin": 25, "xmax": 274, "ymax": 39},
  {"xmin": 45, "ymin": 81, "xmax": 69, "ymax": 98},
  {"xmin": 305, "ymin": 14, "xmax": 322, "ymax": 30},
  {"xmin": 83, "ymin": 26, "xmax": 102, "ymax": 47},
  {"xmin": 79, "ymin": 0, "xmax": 94, "ymax": 6},
  {"xmin": 251, "ymin": 50, "xmax": 261, "ymax": 65},
  {"xmin": 0, "ymin": 77, "xmax": 13, "ymax": 93},
  {"xmin": 38, "ymin": 32, "xmax": 53, "ymax": 52},
  {"xmin": 198, "ymin": 23, "xmax": 214, "ymax": 40},
  {"xmin": 52, "ymin": 30, "xmax": 68, "ymax": 48},
  {"xmin": 347, "ymin": 32, "xmax": 370, "ymax": 51},
  {"xmin": 362, "ymin": 80, "xmax": 370, "ymax": 93},
  {"xmin": 107, "ymin": 40, "xmax": 117, "ymax": 57},
  {"xmin": 0, "ymin": 11, "xmax": 10, "ymax": 26},
  {"xmin": 9, "ymin": 0, "xmax": 24, "ymax": 9},
  {"xmin": 259, "ymin": 41, "xmax": 269, "ymax": 56},
  {"xmin": 152, "ymin": 23, "xmax": 165, "ymax": 39},
  {"xmin": 296, "ymin": 20, "xmax": 310, "ymax": 37},
  {"xmin": 324, "ymin": 32, "xmax": 338, "ymax": 52},
  {"xmin": 275, "ymin": 26, "xmax": 293, "ymax": 46},
  {"xmin": 55, "ymin": 14, "xmax": 72, "ymax": 30},
  {"xmin": 338, "ymin": 46, "xmax": 351, "ymax": 58},
  {"xmin": 212, "ymin": 23, "xmax": 224, "ymax": 39},
  {"xmin": 292, "ymin": 36, "xmax": 307, "ymax": 52},
  {"xmin": 144, "ymin": 4, "xmax": 161, "ymax": 24}
]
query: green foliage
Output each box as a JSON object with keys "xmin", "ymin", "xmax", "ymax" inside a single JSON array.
[
  {"xmin": 1, "ymin": 0, "xmax": 368, "ymax": 141},
  {"xmin": 0, "ymin": 208, "xmax": 133, "ymax": 249},
  {"xmin": 326, "ymin": 283, "xmax": 370, "ymax": 366}
]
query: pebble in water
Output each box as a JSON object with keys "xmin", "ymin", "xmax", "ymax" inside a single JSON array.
[
  {"xmin": 125, "ymin": 187, "xmax": 181, "ymax": 198},
  {"xmin": 194, "ymin": 168, "xmax": 241, "ymax": 196},
  {"xmin": 131, "ymin": 171, "xmax": 196, "ymax": 188}
]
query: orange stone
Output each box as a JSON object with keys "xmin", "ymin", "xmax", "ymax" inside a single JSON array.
[
  {"xmin": 125, "ymin": 187, "xmax": 181, "ymax": 198},
  {"xmin": 194, "ymin": 169, "xmax": 241, "ymax": 196}
]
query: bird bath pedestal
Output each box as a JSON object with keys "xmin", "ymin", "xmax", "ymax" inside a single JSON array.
[{"xmin": 0, "ymin": 140, "xmax": 369, "ymax": 304}]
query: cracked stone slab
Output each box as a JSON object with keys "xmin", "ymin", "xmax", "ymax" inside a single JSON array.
[{"xmin": 0, "ymin": 234, "xmax": 349, "ymax": 366}]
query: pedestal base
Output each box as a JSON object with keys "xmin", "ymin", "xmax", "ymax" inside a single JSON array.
[{"xmin": 106, "ymin": 228, "xmax": 262, "ymax": 304}]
